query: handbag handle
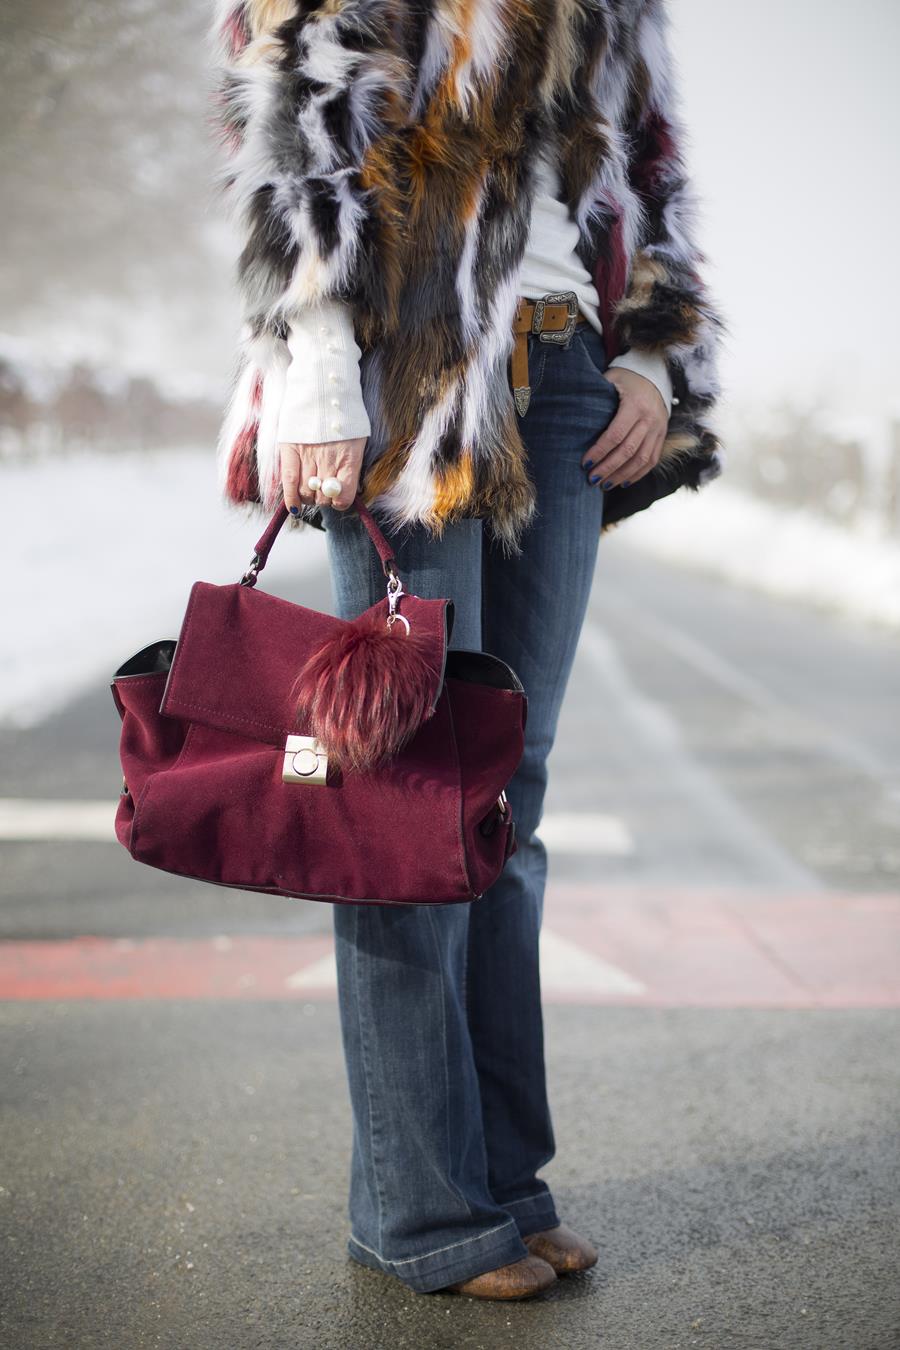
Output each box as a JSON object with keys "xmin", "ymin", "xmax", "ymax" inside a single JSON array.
[{"xmin": 239, "ymin": 493, "xmax": 399, "ymax": 589}]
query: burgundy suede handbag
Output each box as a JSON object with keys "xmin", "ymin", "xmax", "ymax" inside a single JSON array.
[{"xmin": 110, "ymin": 495, "xmax": 525, "ymax": 906}]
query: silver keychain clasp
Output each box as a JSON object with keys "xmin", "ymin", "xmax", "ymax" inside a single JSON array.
[{"xmin": 385, "ymin": 567, "xmax": 410, "ymax": 634}]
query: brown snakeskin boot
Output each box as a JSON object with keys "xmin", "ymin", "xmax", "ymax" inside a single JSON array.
[
  {"xmin": 523, "ymin": 1223, "xmax": 599, "ymax": 1274},
  {"xmin": 444, "ymin": 1254, "xmax": 558, "ymax": 1300}
]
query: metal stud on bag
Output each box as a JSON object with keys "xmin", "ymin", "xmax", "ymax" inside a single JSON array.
[{"xmin": 282, "ymin": 735, "xmax": 328, "ymax": 785}]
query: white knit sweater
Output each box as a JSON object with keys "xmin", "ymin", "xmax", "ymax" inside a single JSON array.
[{"xmin": 276, "ymin": 150, "xmax": 673, "ymax": 446}]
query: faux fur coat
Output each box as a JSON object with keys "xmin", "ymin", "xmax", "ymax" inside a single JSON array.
[{"xmin": 208, "ymin": 0, "xmax": 727, "ymax": 550}]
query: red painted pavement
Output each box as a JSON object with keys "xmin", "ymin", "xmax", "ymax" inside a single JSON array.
[
  {"xmin": 544, "ymin": 885, "xmax": 900, "ymax": 1008},
  {"xmin": 0, "ymin": 887, "xmax": 898, "ymax": 1007}
]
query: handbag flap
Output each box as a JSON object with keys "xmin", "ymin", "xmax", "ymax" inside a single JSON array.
[{"xmin": 158, "ymin": 580, "xmax": 450, "ymax": 748}]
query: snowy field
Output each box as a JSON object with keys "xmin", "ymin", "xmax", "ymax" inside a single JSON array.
[
  {"xmin": 618, "ymin": 482, "xmax": 900, "ymax": 631},
  {"xmin": 2, "ymin": 448, "xmax": 898, "ymax": 730},
  {"xmin": 0, "ymin": 447, "xmax": 328, "ymax": 729}
]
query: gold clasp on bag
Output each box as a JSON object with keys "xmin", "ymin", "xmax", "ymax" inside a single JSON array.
[{"xmin": 282, "ymin": 735, "xmax": 328, "ymax": 786}]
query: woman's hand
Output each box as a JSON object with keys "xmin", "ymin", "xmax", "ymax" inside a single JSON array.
[
  {"xmin": 582, "ymin": 369, "xmax": 669, "ymax": 490},
  {"xmin": 279, "ymin": 436, "xmax": 368, "ymax": 513}
]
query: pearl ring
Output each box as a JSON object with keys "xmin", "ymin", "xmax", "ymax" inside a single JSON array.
[
  {"xmin": 321, "ymin": 477, "xmax": 342, "ymax": 499},
  {"xmin": 307, "ymin": 475, "xmax": 322, "ymax": 491}
]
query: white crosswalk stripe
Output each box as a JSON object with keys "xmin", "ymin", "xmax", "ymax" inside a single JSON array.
[
  {"xmin": 0, "ymin": 798, "xmax": 117, "ymax": 840},
  {"xmin": 285, "ymin": 928, "xmax": 645, "ymax": 997},
  {"xmin": 537, "ymin": 928, "xmax": 645, "ymax": 997},
  {"xmin": 537, "ymin": 812, "xmax": 634, "ymax": 856},
  {"xmin": 285, "ymin": 953, "xmax": 338, "ymax": 990},
  {"xmin": 0, "ymin": 800, "xmax": 635, "ymax": 856}
]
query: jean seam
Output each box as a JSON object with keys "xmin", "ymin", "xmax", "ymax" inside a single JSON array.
[
  {"xmin": 426, "ymin": 904, "xmax": 474, "ymax": 1219},
  {"xmin": 500, "ymin": 1194, "xmax": 550, "ymax": 1208},
  {"xmin": 348, "ymin": 1217, "xmax": 518, "ymax": 1268},
  {"xmin": 461, "ymin": 904, "xmax": 469, "ymax": 1017},
  {"xmin": 354, "ymin": 906, "xmax": 387, "ymax": 1254},
  {"xmin": 573, "ymin": 329, "xmax": 613, "ymax": 387},
  {"xmin": 527, "ymin": 338, "xmax": 548, "ymax": 396}
]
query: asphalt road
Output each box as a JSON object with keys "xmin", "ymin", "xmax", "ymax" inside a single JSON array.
[{"xmin": 1, "ymin": 536, "xmax": 899, "ymax": 1350}]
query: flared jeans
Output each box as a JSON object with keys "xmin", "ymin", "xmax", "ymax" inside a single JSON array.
[{"xmin": 320, "ymin": 320, "xmax": 619, "ymax": 1293}]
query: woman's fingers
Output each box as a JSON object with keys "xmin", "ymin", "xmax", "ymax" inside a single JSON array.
[
  {"xmin": 278, "ymin": 437, "xmax": 368, "ymax": 513},
  {"xmin": 613, "ymin": 426, "xmax": 666, "ymax": 489},
  {"xmin": 312, "ymin": 439, "xmax": 364, "ymax": 510},
  {"xmin": 583, "ymin": 401, "xmax": 640, "ymax": 475},
  {"xmin": 586, "ymin": 416, "xmax": 651, "ymax": 485},
  {"xmin": 582, "ymin": 368, "xmax": 669, "ymax": 489},
  {"xmin": 300, "ymin": 450, "xmax": 323, "ymax": 506},
  {"xmin": 588, "ymin": 421, "xmax": 658, "ymax": 491},
  {"xmin": 280, "ymin": 444, "xmax": 306, "ymax": 512}
]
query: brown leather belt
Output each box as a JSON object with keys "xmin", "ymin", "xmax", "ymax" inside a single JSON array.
[{"xmin": 510, "ymin": 291, "xmax": 588, "ymax": 415}]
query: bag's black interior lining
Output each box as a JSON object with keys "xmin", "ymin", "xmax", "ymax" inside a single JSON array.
[
  {"xmin": 113, "ymin": 639, "xmax": 177, "ymax": 679},
  {"xmin": 445, "ymin": 649, "xmax": 524, "ymax": 692}
]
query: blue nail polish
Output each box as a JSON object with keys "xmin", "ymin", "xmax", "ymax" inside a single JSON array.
[
  {"xmin": 585, "ymin": 460, "xmax": 594, "ymax": 470},
  {"xmin": 589, "ymin": 474, "xmax": 600, "ymax": 484},
  {"xmin": 622, "ymin": 480, "xmax": 631, "ymax": 488},
  {"xmin": 603, "ymin": 479, "xmax": 614, "ymax": 490},
  {"xmin": 289, "ymin": 505, "xmax": 300, "ymax": 515}
]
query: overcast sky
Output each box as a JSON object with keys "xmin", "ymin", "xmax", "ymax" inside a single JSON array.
[{"xmin": 674, "ymin": 0, "xmax": 899, "ymax": 422}]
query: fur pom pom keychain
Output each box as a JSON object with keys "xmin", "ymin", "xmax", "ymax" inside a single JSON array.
[{"xmin": 289, "ymin": 581, "xmax": 443, "ymax": 775}]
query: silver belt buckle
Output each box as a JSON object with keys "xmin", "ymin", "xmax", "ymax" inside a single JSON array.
[{"xmin": 532, "ymin": 291, "xmax": 579, "ymax": 347}]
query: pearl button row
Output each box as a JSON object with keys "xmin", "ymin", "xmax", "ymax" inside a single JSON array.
[{"xmin": 319, "ymin": 322, "xmax": 344, "ymax": 435}]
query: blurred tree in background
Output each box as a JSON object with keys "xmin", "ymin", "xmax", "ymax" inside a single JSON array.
[{"xmin": 0, "ymin": 0, "xmax": 237, "ymax": 395}]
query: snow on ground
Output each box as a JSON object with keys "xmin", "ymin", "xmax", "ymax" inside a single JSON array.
[
  {"xmin": 1, "ymin": 447, "xmax": 328, "ymax": 729},
  {"xmin": 616, "ymin": 481, "xmax": 900, "ymax": 632}
]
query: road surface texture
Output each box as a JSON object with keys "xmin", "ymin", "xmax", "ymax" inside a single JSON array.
[{"xmin": 1, "ymin": 536, "xmax": 898, "ymax": 1350}]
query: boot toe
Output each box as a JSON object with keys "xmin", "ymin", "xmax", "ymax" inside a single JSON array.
[
  {"xmin": 446, "ymin": 1253, "xmax": 557, "ymax": 1300},
  {"xmin": 523, "ymin": 1223, "xmax": 598, "ymax": 1274}
]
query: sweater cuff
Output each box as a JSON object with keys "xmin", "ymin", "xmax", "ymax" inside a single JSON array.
[
  {"xmin": 606, "ymin": 348, "xmax": 675, "ymax": 417},
  {"xmin": 277, "ymin": 300, "xmax": 371, "ymax": 445}
]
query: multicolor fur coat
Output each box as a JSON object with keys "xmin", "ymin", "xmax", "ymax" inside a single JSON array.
[{"xmin": 208, "ymin": 0, "xmax": 727, "ymax": 550}]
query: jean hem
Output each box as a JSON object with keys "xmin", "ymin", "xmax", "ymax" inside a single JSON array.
[
  {"xmin": 492, "ymin": 1189, "xmax": 560, "ymax": 1238},
  {"xmin": 347, "ymin": 1218, "xmax": 530, "ymax": 1294}
]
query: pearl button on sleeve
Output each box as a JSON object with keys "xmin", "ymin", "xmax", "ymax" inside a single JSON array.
[{"xmin": 276, "ymin": 301, "xmax": 372, "ymax": 445}]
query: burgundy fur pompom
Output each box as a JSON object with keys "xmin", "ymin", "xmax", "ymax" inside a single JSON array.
[{"xmin": 289, "ymin": 607, "xmax": 442, "ymax": 774}]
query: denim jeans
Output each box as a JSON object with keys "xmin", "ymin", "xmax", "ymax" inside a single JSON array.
[{"xmin": 320, "ymin": 320, "xmax": 619, "ymax": 1293}]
